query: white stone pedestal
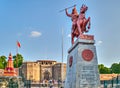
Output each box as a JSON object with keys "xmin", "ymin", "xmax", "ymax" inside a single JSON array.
[{"xmin": 64, "ymin": 38, "xmax": 100, "ymax": 88}]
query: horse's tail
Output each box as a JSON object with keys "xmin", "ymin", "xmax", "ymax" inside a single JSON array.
[{"xmin": 86, "ymin": 18, "xmax": 91, "ymax": 32}]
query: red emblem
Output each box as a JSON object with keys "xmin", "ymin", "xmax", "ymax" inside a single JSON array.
[
  {"xmin": 82, "ymin": 49, "xmax": 94, "ymax": 61},
  {"xmin": 69, "ymin": 56, "xmax": 73, "ymax": 67}
]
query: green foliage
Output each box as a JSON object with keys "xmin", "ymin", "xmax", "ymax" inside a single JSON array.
[
  {"xmin": 0, "ymin": 54, "xmax": 24, "ymax": 69},
  {"xmin": 98, "ymin": 64, "xmax": 111, "ymax": 74},
  {"xmin": 0, "ymin": 56, "xmax": 7, "ymax": 69},
  {"xmin": 111, "ymin": 63, "xmax": 120, "ymax": 74},
  {"xmin": 13, "ymin": 53, "xmax": 24, "ymax": 68},
  {"xmin": 98, "ymin": 62, "xmax": 120, "ymax": 74}
]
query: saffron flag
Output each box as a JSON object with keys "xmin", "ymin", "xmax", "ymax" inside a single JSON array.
[{"xmin": 17, "ymin": 41, "xmax": 21, "ymax": 48}]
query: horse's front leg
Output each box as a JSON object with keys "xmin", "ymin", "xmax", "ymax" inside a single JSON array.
[
  {"xmin": 83, "ymin": 17, "xmax": 90, "ymax": 32},
  {"xmin": 84, "ymin": 17, "xmax": 90, "ymax": 26}
]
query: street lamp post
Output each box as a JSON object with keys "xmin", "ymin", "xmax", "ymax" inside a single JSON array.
[
  {"xmin": 58, "ymin": 76, "xmax": 61, "ymax": 88},
  {"xmin": 116, "ymin": 74, "xmax": 119, "ymax": 84},
  {"xmin": 112, "ymin": 76, "xmax": 114, "ymax": 88},
  {"xmin": 104, "ymin": 80, "xmax": 107, "ymax": 88}
]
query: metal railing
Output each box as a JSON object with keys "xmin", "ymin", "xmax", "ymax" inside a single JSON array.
[{"xmin": 100, "ymin": 76, "xmax": 120, "ymax": 88}]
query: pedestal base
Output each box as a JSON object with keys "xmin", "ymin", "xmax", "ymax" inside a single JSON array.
[{"xmin": 64, "ymin": 38, "xmax": 100, "ymax": 88}]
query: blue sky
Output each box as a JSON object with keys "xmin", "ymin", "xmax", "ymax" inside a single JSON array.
[{"xmin": 0, "ymin": 0, "xmax": 120, "ymax": 67}]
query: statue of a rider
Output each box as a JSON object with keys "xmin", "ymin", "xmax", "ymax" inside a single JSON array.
[{"xmin": 65, "ymin": 4, "xmax": 91, "ymax": 45}]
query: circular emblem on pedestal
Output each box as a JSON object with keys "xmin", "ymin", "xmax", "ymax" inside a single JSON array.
[
  {"xmin": 69, "ymin": 56, "xmax": 73, "ymax": 67},
  {"xmin": 82, "ymin": 49, "xmax": 94, "ymax": 61}
]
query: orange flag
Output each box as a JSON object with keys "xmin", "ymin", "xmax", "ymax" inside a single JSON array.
[{"xmin": 17, "ymin": 41, "xmax": 21, "ymax": 48}]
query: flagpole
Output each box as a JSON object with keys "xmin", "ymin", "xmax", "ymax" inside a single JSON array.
[
  {"xmin": 16, "ymin": 41, "xmax": 18, "ymax": 68},
  {"xmin": 61, "ymin": 28, "xmax": 64, "ymax": 88},
  {"xmin": 16, "ymin": 41, "xmax": 18, "ymax": 54}
]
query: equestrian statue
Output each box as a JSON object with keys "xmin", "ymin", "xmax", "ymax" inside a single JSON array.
[{"xmin": 65, "ymin": 4, "xmax": 91, "ymax": 44}]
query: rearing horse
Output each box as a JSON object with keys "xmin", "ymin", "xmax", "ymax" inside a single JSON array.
[
  {"xmin": 66, "ymin": 4, "xmax": 91, "ymax": 45},
  {"xmin": 77, "ymin": 4, "xmax": 91, "ymax": 35}
]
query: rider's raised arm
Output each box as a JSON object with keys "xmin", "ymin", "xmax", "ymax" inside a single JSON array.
[{"xmin": 65, "ymin": 9, "xmax": 72, "ymax": 17}]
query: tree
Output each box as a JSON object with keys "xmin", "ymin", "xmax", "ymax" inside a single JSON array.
[
  {"xmin": 0, "ymin": 55, "xmax": 7, "ymax": 69},
  {"xmin": 98, "ymin": 64, "xmax": 111, "ymax": 74},
  {"xmin": 13, "ymin": 53, "xmax": 24, "ymax": 68},
  {"xmin": 111, "ymin": 63, "xmax": 120, "ymax": 74}
]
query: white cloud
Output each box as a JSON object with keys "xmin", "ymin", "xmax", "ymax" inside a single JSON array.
[
  {"xmin": 68, "ymin": 34, "xmax": 71, "ymax": 38},
  {"xmin": 30, "ymin": 31, "xmax": 42, "ymax": 37},
  {"xmin": 96, "ymin": 40, "xmax": 103, "ymax": 46}
]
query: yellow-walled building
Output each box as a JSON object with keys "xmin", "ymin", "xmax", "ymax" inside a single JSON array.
[{"xmin": 19, "ymin": 60, "xmax": 66, "ymax": 82}]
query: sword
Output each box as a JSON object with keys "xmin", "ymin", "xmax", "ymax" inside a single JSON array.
[{"xmin": 59, "ymin": 4, "xmax": 76, "ymax": 13}]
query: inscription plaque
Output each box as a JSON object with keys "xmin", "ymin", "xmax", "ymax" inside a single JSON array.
[{"xmin": 80, "ymin": 66, "xmax": 96, "ymax": 85}]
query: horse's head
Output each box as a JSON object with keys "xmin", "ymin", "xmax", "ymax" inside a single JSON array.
[{"xmin": 80, "ymin": 4, "xmax": 88, "ymax": 13}]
